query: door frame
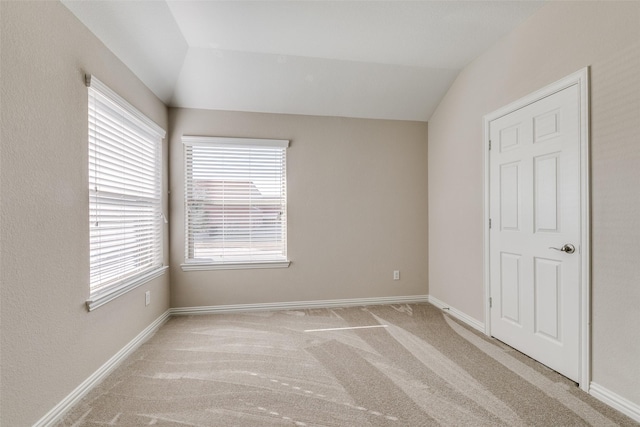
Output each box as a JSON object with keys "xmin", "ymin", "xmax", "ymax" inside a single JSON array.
[{"xmin": 482, "ymin": 67, "xmax": 590, "ymax": 391}]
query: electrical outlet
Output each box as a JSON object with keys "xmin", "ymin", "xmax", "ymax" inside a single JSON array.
[
  {"xmin": 393, "ymin": 270, "xmax": 400, "ymax": 280},
  {"xmin": 145, "ymin": 291, "xmax": 151, "ymax": 306}
]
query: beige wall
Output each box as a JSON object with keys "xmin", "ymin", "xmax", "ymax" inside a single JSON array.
[
  {"xmin": 169, "ymin": 108, "xmax": 428, "ymax": 308},
  {"xmin": 428, "ymin": 1, "xmax": 640, "ymax": 406},
  {"xmin": 0, "ymin": 2, "xmax": 170, "ymax": 425}
]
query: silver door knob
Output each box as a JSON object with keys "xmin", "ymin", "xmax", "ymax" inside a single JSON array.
[{"xmin": 549, "ymin": 244, "xmax": 575, "ymax": 254}]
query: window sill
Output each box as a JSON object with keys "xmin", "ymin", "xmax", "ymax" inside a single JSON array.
[
  {"xmin": 86, "ymin": 266, "xmax": 168, "ymax": 311},
  {"xmin": 181, "ymin": 260, "xmax": 290, "ymax": 271}
]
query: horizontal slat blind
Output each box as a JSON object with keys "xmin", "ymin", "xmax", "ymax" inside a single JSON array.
[
  {"xmin": 88, "ymin": 77, "xmax": 164, "ymax": 298},
  {"xmin": 183, "ymin": 137, "xmax": 288, "ymax": 264}
]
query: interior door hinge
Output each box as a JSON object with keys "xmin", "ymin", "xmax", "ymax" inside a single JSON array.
[
  {"xmin": 489, "ymin": 140, "xmax": 492, "ymax": 150},
  {"xmin": 489, "ymin": 297, "xmax": 493, "ymax": 308},
  {"xmin": 489, "ymin": 218, "xmax": 492, "ymax": 229}
]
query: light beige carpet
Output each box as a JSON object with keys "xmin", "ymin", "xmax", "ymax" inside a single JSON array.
[{"xmin": 56, "ymin": 303, "xmax": 637, "ymax": 426}]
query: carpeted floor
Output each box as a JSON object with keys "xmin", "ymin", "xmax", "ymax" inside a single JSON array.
[{"xmin": 56, "ymin": 303, "xmax": 637, "ymax": 426}]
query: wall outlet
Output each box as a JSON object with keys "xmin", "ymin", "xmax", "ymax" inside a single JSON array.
[
  {"xmin": 145, "ymin": 291, "xmax": 151, "ymax": 306},
  {"xmin": 393, "ymin": 270, "xmax": 400, "ymax": 280}
]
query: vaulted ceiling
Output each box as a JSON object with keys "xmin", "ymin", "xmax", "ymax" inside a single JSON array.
[{"xmin": 62, "ymin": 1, "xmax": 544, "ymax": 121}]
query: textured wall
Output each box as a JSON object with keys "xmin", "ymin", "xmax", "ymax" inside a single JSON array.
[
  {"xmin": 0, "ymin": 2, "xmax": 170, "ymax": 425},
  {"xmin": 169, "ymin": 108, "xmax": 429, "ymax": 308},
  {"xmin": 428, "ymin": 1, "xmax": 640, "ymax": 407}
]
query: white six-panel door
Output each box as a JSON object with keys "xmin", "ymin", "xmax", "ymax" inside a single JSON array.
[{"xmin": 489, "ymin": 83, "xmax": 581, "ymax": 382}]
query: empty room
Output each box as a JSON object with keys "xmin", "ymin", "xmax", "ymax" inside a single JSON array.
[{"xmin": 1, "ymin": 1, "xmax": 639, "ymax": 426}]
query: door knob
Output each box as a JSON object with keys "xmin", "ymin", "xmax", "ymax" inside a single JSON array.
[{"xmin": 549, "ymin": 244, "xmax": 575, "ymax": 254}]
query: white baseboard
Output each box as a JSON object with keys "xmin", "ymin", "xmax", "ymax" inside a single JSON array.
[
  {"xmin": 427, "ymin": 295, "xmax": 485, "ymax": 333},
  {"xmin": 590, "ymin": 382, "xmax": 640, "ymax": 423},
  {"xmin": 170, "ymin": 295, "xmax": 430, "ymax": 316},
  {"xmin": 33, "ymin": 310, "xmax": 171, "ymax": 427}
]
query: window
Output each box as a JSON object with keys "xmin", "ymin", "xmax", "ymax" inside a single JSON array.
[
  {"xmin": 86, "ymin": 75, "xmax": 166, "ymax": 310},
  {"xmin": 182, "ymin": 136, "xmax": 289, "ymax": 270}
]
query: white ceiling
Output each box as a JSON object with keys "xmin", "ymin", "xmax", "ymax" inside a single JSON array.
[{"xmin": 62, "ymin": 1, "xmax": 544, "ymax": 122}]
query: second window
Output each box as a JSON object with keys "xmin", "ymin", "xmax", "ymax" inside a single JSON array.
[{"xmin": 183, "ymin": 136, "xmax": 289, "ymax": 268}]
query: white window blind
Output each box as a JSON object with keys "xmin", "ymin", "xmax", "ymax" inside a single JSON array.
[
  {"xmin": 183, "ymin": 136, "xmax": 289, "ymax": 269},
  {"xmin": 87, "ymin": 75, "xmax": 166, "ymax": 310}
]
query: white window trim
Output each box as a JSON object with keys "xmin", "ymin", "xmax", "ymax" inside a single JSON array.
[
  {"xmin": 85, "ymin": 74, "xmax": 167, "ymax": 311},
  {"xmin": 86, "ymin": 266, "xmax": 168, "ymax": 311},
  {"xmin": 181, "ymin": 260, "xmax": 290, "ymax": 271},
  {"xmin": 182, "ymin": 136, "xmax": 290, "ymax": 270},
  {"xmin": 182, "ymin": 135, "xmax": 288, "ymax": 148},
  {"xmin": 85, "ymin": 75, "xmax": 166, "ymax": 139}
]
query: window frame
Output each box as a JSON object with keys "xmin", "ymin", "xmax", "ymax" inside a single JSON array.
[
  {"xmin": 85, "ymin": 75, "xmax": 167, "ymax": 311},
  {"xmin": 181, "ymin": 136, "xmax": 290, "ymax": 271}
]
